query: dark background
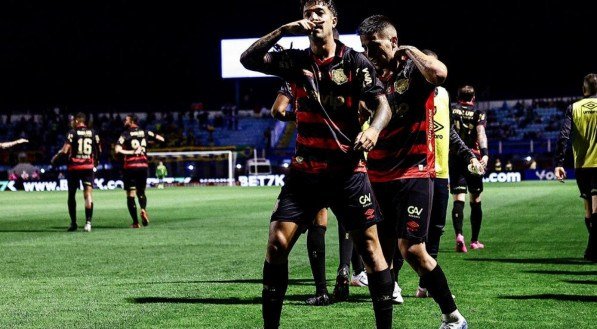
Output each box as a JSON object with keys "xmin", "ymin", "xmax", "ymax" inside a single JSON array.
[{"xmin": 1, "ymin": 0, "xmax": 594, "ymax": 110}]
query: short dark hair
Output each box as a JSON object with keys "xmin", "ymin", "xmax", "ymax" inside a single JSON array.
[
  {"xmin": 357, "ymin": 15, "xmax": 395, "ymax": 36},
  {"xmin": 127, "ymin": 114, "xmax": 138, "ymax": 124},
  {"xmin": 301, "ymin": 0, "xmax": 337, "ymax": 17},
  {"xmin": 583, "ymin": 73, "xmax": 597, "ymax": 96},
  {"xmin": 422, "ymin": 49, "xmax": 438, "ymax": 59},
  {"xmin": 457, "ymin": 85, "xmax": 475, "ymax": 102},
  {"xmin": 75, "ymin": 112, "xmax": 86, "ymax": 123}
]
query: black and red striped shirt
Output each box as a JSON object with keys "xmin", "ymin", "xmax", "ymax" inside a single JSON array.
[
  {"xmin": 117, "ymin": 126, "xmax": 159, "ymax": 169},
  {"xmin": 267, "ymin": 41, "xmax": 384, "ymax": 174},
  {"xmin": 66, "ymin": 124, "xmax": 101, "ymax": 171},
  {"xmin": 451, "ymin": 102, "xmax": 486, "ymax": 157},
  {"xmin": 367, "ymin": 59, "xmax": 436, "ymax": 182}
]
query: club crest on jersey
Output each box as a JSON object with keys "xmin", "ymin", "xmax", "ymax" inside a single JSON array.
[
  {"xmin": 393, "ymin": 78, "xmax": 409, "ymax": 94},
  {"xmin": 331, "ymin": 69, "xmax": 348, "ymax": 85}
]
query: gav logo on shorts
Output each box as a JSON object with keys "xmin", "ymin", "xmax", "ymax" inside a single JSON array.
[
  {"xmin": 359, "ymin": 193, "xmax": 372, "ymax": 207},
  {"xmin": 407, "ymin": 206, "xmax": 423, "ymax": 217}
]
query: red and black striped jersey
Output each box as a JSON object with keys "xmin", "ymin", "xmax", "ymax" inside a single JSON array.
[
  {"xmin": 66, "ymin": 125, "xmax": 100, "ymax": 171},
  {"xmin": 117, "ymin": 127, "xmax": 159, "ymax": 169},
  {"xmin": 451, "ymin": 102, "xmax": 486, "ymax": 155},
  {"xmin": 266, "ymin": 41, "xmax": 384, "ymax": 174},
  {"xmin": 367, "ymin": 59, "xmax": 436, "ymax": 182}
]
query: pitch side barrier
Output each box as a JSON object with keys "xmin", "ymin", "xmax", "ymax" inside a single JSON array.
[{"xmin": 0, "ymin": 177, "xmax": 191, "ymax": 192}]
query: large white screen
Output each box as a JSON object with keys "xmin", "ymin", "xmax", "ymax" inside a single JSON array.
[{"xmin": 221, "ymin": 35, "xmax": 364, "ymax": 79}]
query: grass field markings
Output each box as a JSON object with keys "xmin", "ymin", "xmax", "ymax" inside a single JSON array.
[{"xmin": 130, "ymin": 297, "xmax": 261, "ymax": 304}]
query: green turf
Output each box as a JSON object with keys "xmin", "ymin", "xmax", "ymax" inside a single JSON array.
[{"xmin": 0, "ymin": 181, "xmax": 595, "ymax": 328}]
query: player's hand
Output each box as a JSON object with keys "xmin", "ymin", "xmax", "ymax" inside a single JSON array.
[
  {"xmin": 554, "ymin": 166, "xmax": 566, "ymax": 181},
  {"xmin": 468, "ymin": 158, "xmax": 485, "ymax": 176},
  {"xmin": 282, "ymin": 19, "xmax": 317, "ymax": 35},
  {"xmin": 354, "ymin": 127, "xmax": 379, "ymax": 152},
  {"xmin": 134, "ymin": 147, "xmax": 143, "ymax": 155},
  {"xmin": 480, "ymin": 155, "xmax": 489, "ymax": 168}
]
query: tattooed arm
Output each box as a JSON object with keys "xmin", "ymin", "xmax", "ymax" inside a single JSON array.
[
  {"xmin": 397, "ymin": 45, "xmax": 447, "ymax": 85},
  {"xmin": 240, "ymin": 19, "xmax": 316, "ymax": 72}
]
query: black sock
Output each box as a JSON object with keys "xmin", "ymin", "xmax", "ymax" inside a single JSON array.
[
  {"xmin": 421, "ymin": 265, "xmax": 457, "ymax": 314},
  {"xmin": 338, "ymin": 223, "xmax": 352, "ymax": 270},
  {"xmin": 262, "ymin": 261, "xmax": 288, "ymax": 329},
  {"xmin": 590, "ymin": 213, "xmax": 597, "ymax": 253},
  {"xmin": 307, "ymin": 225, "xmax": 327, "ymax": 295},
  {"xmin": 367, "ymin": 268, "xmax": 394, "ymax": 329},
  {"xmin": 351, "ymin": 248, "xmax": 365, "ymax": 274},
  {"xmin": 68, "ymin": 195, "xmax": 76, "ymax": 225},
  {"xmin": 138, "ymin": 194, "xmax": 147, "ymax": 209},
  {"xmin": 85, "ymin": 202, "xmax": 93, "ymax": 222},
  {"xmin": 470, "ymin": 202, "xmax": 483, "ymax": 241},
  {"xmin": 127, "ymin": 196, "xmax": 138, "ymax": 224},
  {"xmin": 452, "ymin": 201, "xmax": 464, "ymax": 235},
  {"xmin": 391, "ymin": 251, "xmax": 404, "ymax": 284},
  {"xmin": 585, "ymin": 217, "xmax": 591, "ymax": 234}
]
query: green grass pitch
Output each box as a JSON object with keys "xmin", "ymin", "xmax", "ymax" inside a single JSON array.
[{"xmin": 0, "ymin": 181, "xmax": 595, "ymax": 328}]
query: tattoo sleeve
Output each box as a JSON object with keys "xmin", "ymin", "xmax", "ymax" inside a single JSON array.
[
  {"xmin": 369, "ymin": 95, "xmax": 392, "ymax": 132},
  {"xmin": 476, "ymin": 125, "xmax": 488, "ymax": 149},
  {"xmin": 402, "ymin": 46, "xmax": 447, "ymax": 85},
  {"xmin": 240, "ymin": 27, "xmax": 285, "ymax": 72},
  {"xmin": 554, "ymin": 105, "xmax": 573, "ymax": 167}
]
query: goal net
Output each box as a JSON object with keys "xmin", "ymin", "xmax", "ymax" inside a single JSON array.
[{"xmin": 147, "ymin": 150, "xmax": 237, "ymax": 186}]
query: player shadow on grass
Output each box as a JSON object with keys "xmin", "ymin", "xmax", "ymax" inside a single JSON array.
[
  {"xmin": 499, "ymin": 294, "xmax": 597, "ymax": 302},
  {"xmin": 465, "ymin": 257, "xmax": 589, "ymax": 265},
  {"xmin": 130, "ymin": 293, "xmax": 371, "ymax": 305},
  {"xmin": 525, "ymin": 270, "xmax": 597, "ymax": 276}
]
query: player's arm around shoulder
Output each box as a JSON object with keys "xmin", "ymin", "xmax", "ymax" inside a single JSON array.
[{"xmin": 397, "ymin": 45, "xmax": 447, "ymax": 85}]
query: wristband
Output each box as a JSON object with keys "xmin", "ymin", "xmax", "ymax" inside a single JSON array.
[{"xmin": 480, "ymin": 148, "xmax": 488, "ymax": 157}]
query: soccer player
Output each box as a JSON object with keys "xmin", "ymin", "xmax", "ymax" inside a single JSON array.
[
  {"xmin": 115, "ymin": 114, "xmax": 165, "ymax": 228},
  {"xmin": 554, "ymin": 73, "xmax": 597, "ymax": 262},
  {"xmin": 271, "ymin": 85, "xmax": 331, "ymax": 306},
  {"xmin": 51, "ymin": 113, "xmax": 101, "ymax": 232},
  {"xmin": 450, "ymin": 85, "xmax": 489, "ymax": 252},
  {"xmin": 358, "ymin": 15, "xmax": 467, "ymax": 328},
  {"xmin": 414, "ymin": 50, "xmax": 484, "ymax": 298},
  {"xmin": 0, "ymin": 138, "xmax": 28, "ymax": 149},
  {"xmin": 156, "ymin": 160, "xmax": 167, "ymax": 189},
  {"xmin": 241, "ymin": 1, "xmax": 394, "ymax": 327}
]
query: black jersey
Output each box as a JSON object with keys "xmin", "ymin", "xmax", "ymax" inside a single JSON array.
[
  {"xmin": 260, "ymin": 40, "xmax": 384, "ymax": 175},
  {"xmin": 451, "ymin": 102, "xmax": 486, "ymax": 154},
  {"xmin": 117, "ymin": 126, "xmax": 159, "ymax": 169},
  {"xmin": 66, "ymin": 124, "xmax": 100, "ymax": 171}
]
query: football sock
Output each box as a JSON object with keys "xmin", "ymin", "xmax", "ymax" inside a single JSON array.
[
  {"xmin": 307, "ymin": 225, "xmax": 327, "ymax": 295},
  {"xmin": 85, "ymin": 202, "xmax": 93, "ymax": 222},
  {"xmin": 367, "ymin": 268, "xmax": 394, "ymax": 329},
  {"xmin": 452, "ymin": 201, "xmax": 464, "ymax": 235},
  {"xmin": 262, "ymin": 261, "xmax": 288, "ymax": 329},
  {"xmin": 138, "ymin": 193, "xmax": 147, "ymax": 209},
  {"xmin": 585, "ymin": 217, "xmax": 591, "ymax": 234},
  {"xmin": 391, "ymin": 251, "xmax": 404, "ymax": 284},
  {"xmin": 68, "ymin": 195, "xmax": 76, "ymax": 224},
  {"xmin": 338, "ymin": 223, "xmax": 352, "ymax": 270},
  {"xmin": 127, "ymin": 196, "xmax": 138, "ymax": 223},
  {"xmin": 470, "ymin": 202, "xmax": 482, "ymax": 241},
  {"xmin": 422, "ymin": 265, "xmax": 457, "ymax": 314},
  {"xmin": 351, "ymin": 248, "xmax": 365, "ymax": 274}
]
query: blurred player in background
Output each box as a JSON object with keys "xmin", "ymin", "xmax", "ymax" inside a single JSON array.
[
  {"xmin": 51, "ymin": 113, "xmax": 101, "ymax": 232},
  {"xmin": 115, "ymin": 114, "xmax": 164, "ymax": 228},
  {"xmin": 450, "ymin": 85, "xmax": 489, "ymax": 252},
  {"xmin": 554, "ymin": 73, "xmax": 597, "ymax": 262},
  {"xmin": 156, "ymin": 160, "xmax": 168, "ymax": 189}
]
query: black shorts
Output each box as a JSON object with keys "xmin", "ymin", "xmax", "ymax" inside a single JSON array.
[
  {"xmin": 67, "ymin": 169, "xmax": 94, "ymax": 191},
  {"xmin": 449, "ymin": 156, "xmax": 483, "ymax": 195},
  {"xmin": 372, "ymin": 178, "xmax": 434, "ymax": 243},
  {"xmin": 430, "ymin": 178, "xmax": 449, "ymax": 228},
  {"xmin": 271, "ymin": 170, "xmax": 382, "ymax": 232},
  {"xmin": 123, "ymin": 168, "xmax": 148, "ymax": 191},
  {"xmin": 575, "ymin": 168, "xmax": 597, "ymax": 200}
]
